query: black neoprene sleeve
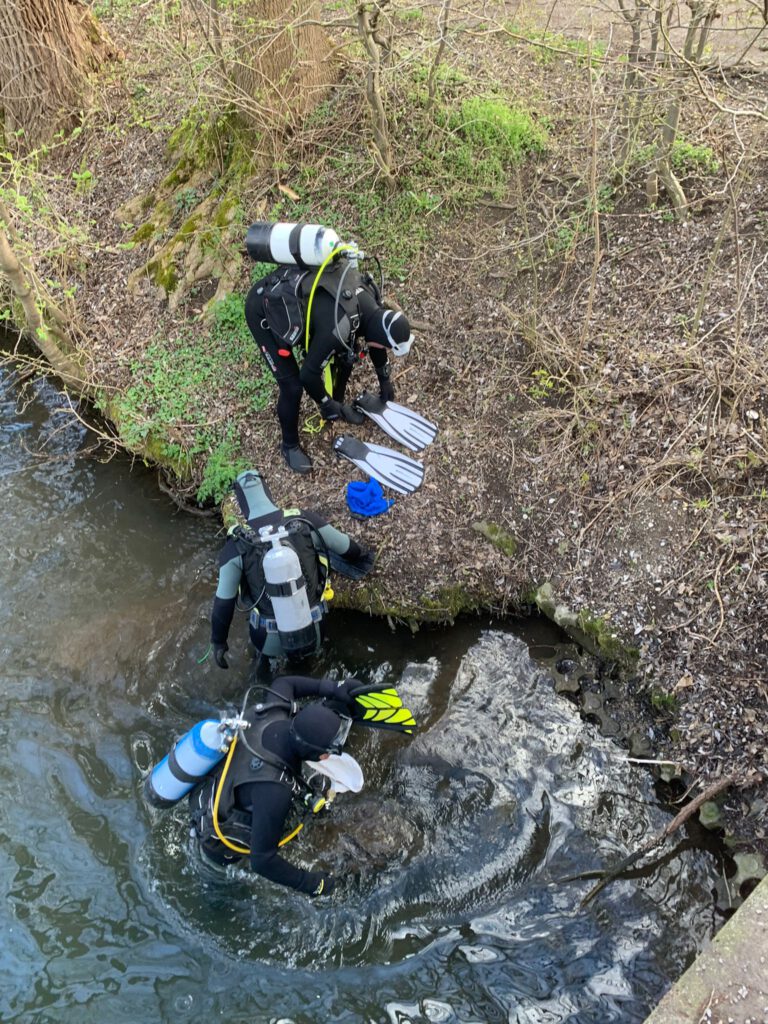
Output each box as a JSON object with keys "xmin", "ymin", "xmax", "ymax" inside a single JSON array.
[{"xmin": 210, "ymin": 596, "xmax": 236, "ymax": 644}]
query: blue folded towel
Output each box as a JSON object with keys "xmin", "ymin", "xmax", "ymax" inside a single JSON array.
[{"xmin": 346, "ymin": 479, "xmax": 394, "ymax": 517}]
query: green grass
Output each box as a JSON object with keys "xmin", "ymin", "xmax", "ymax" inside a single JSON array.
[
  {"xmin": 91, "ymin": 0, "xmax": 145, "ymax": 18},
  {"xmin": 196, "ymin": 430, "xmax": 252, "ymax": 504},
  {"xmin": 110, "ymin": 294, "xmax": 273, "ymax": 503},
  {"xmin": 398, "ymin": 7, "xmax": 425, "ymax": 21},
  {"xmin": 441, "ymin": 96, "xmax": 547, "ymax": 195},
  {"xmin": 262, "ymin": 68, "xmax": 547, "ymax": 279},
  {"xmin": 249, "ymin": 260, "xmax": 278, "ymax": 284},
  {"xmin": 669, "ymin": 139, "xmax": 719, "ymax": 175},
  {"xmin": 637, "ymin": 137, "xmax": 720, "ymax": 176}
]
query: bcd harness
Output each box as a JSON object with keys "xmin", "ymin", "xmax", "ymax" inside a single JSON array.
[
  {"xmin": 190, "ymin": 702, "xmax": 312, "ymax": 860},
  {"xmin": 259, "ymin": 261, "xmax": 382, "ymax": 365}
]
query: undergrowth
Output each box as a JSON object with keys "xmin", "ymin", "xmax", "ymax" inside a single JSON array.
[
  {"xmin": 636, "ymin": 137, "xmax": 720, "ymax": 177},
  {"xmin": 505, "ymin": 23, "xmax": 608, "ymax": 66},
  {"xmin": 107, "ymin": 294, "xmax": 272, "ymax": 502},
  {"xmin": 271, "ymin": 66, "xmax": 547, "ymax": 279}
]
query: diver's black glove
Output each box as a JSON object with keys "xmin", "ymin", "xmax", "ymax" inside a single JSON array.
[
  {"xmin": 320, "ymin": 396, "xmax": 364, "ymax": 424},
  {"xmin": 310, "ymin": 873, "xmax": 336, "ymax": 898},
  {"xmin": 332, "ymin": 676, "xmax": 365, "ymax": 706},
  {"xmin": 212, "ymin": 642, "xmax": 229, "ymax": 670},
  {"xmin": 319, "ymin": 396, "xmax": 343, "ymax": 421}
]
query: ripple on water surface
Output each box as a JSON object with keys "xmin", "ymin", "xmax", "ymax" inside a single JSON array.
[{"xmin": 0, "ymin": 364, "xmax": 717, "ymax": 1023}]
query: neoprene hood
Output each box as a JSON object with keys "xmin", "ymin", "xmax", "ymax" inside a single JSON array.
[
  {"xmin": 364, "ymin": 308, "xmax": 414, "ymax": 357},
  {"xmin": 289, "ymin": 704, "xmax": 346, "ymax": 760}
]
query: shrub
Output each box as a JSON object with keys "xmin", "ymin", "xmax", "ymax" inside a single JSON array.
[{"xmin": 443, "ymin": 97, "xmax": 547, "ymax": 196}]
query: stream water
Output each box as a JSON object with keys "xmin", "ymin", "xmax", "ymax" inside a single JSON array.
[{"xmin": 0, "ymin": 365, "xmax": 719, "ymax": 1023}]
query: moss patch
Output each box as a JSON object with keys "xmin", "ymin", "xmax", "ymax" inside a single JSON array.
[
  {"xmin": 145, "ymin": 256, "xmax": 179, "ymax": 294},
  {"xmin": 534, "ymin": 582, "xmax": 639, "ymax": 666},
  {"xmin": 130, "ymin": 221, "xmax": 157, "ymax": 243},
  {"xmin": 332, "ymin": 581, "xmax": 494, "ymax": 625},
  {"xmin": 472, "ymin": 520, "xmax": 519, "ymax": 557}
]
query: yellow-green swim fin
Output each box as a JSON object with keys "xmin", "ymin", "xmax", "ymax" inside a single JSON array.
[{"xmin": 351, "ymin": 685, "xmax": 416, "ymax": 734}]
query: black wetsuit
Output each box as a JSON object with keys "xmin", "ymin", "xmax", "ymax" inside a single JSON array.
[
  {"xmin": 245, "ymin": 281, "xmax": 390, "ymax": 448},
  {"xmin": 195, "ymin": 675, "xmax": 345, "ymax": 893}
]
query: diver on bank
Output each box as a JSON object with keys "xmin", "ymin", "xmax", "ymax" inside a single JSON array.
[
  {"xmin": 145, "ymin": 675, "xmax": 417, "ymax": 896},
  {"xmin": 210, "ymin": 468, "xmax": 374, "ymax": 670},
  {"xmin": 244, "ymin": 221, "xmax": 416, "ymax": 475}
]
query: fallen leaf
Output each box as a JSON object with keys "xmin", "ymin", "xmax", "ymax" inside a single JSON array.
[
  {"xmin": 674, "ymin": 673, "xmax": 695, "ymax": 692},
  {"xmin": 278, "ymin": 183, "xmax": 300, "ymax": 200}
]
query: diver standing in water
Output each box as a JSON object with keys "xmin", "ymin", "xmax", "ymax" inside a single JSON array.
[
  {"xmin": 244, "ymin": 221, "xmax": 415, "ymax": 475},
  {"xmin": 210, "ymin": 468, "xmax": 374, "ymax": 671},
  {"xmin": 145, "ymin": 675, "xmax": 417, "ymax": 897},
  {"xmin": 190, "ymin": 676, "xmax": 362, "ymax": 896}
]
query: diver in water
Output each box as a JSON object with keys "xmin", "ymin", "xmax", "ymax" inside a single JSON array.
[
  {"xmin": 189, "ymin": 675, "xmax": 367, "ymax": 896},
  {"xmin": 244, "ymin": 256, "xmax": 414, "ymax": 475},
  {"xmin": 146, "ymin": 675, "xmax": 416, "ymax": 897},
  {"xmin": 210, "ymin": 468, "xmax": 374, "ymax": 671}
]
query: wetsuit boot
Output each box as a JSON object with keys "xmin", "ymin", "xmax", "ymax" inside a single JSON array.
[{"xmin": 282, "ymin": 444, "xmax": 313, "ymax": 474}]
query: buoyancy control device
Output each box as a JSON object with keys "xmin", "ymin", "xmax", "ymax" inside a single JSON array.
[
  {"xmin": 145, "ymin": 718, "xmax": 236, "ymax": 808},
  {"xmin": 246, "ymin": 222, "xmax": 384, "ymax": 375},
  {"xmin": 233, "ymin": 517, "xmax": 330, "ymax": 658}
]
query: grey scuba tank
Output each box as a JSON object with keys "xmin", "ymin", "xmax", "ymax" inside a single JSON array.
[
  {"xmin": 260, "ymin": 524, "xmax": 317, "ymax": 658},
  {"xmin": 246, "ymin": 221, "xmax": 340, "ymax": 268}
]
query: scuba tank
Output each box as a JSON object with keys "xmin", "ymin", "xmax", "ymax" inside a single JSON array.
[
  {"xmin": 145, "ymin": 719, "xmax": 231, "ymax": 809},
  {"xmin": 246, "ymin": 221, "xmax": 341, "ymax": 268},
  {"xmin": 260, "ymin": 523, "xmax": 317, "ymax": 659}
]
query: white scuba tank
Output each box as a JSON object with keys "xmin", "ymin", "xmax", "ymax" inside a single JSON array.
[
  {"xmin": 260, "ymin": 524, "xmax": 317, "ymax": 658},
  {"xmin": 144, "ymin": 719, "xmax": 228, "ymax": 809},
  {"xmin": 245, "ymin": 221, "xmax": 341, "ymax": 267}
]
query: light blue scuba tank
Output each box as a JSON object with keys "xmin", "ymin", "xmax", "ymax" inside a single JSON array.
[{"xmin": 144, "ymin": 719, "xmax": 229, "ymax": 809}]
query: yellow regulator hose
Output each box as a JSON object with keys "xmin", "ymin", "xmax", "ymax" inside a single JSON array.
[
  {"xmin": 212, "ymin": 734, "xmax": 306, "ymax": 854},
  {"xmin": 304, "ymin": 243, "xmax": 360, "ymax": 398}
]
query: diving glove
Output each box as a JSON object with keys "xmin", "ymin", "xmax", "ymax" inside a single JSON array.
[
  {"xmin": 320, "ymin": 676, "xmax": 364, "ymax": 711},
  {"xmin": 376, "ymin": 365, "xmax": 395, "ymax": 403},
  {"xmin": 212, "ymin": 642, "xmax": 229, "ymax": 670},
  {"xmin": 319, "ymin": 396, "xmax": 365, "ymax": 425},
  {"xmin": 332, "ymin": 676, "xmax": 365, "ymax": 706}
]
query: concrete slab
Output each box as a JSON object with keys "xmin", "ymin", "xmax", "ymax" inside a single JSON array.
[{"xmin": 643, "ymin": 873, "xmax": 768, "ymax": 1024}]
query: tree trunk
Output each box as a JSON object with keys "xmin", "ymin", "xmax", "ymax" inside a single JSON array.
[
  {"xmin": 357, "ymin": 1, "xmax": 394, "ymax": 180},
  {"xmin": 644, "ymin": 2, "xmax": 720, "ymax": 217},
  {"xmin": 228, "ymin": 0, "xmax": 336, "ymax": 133},
  {"xmin": 0, "ymin": 0, "xmax": 114, "ymax": 149}
]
